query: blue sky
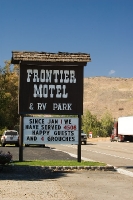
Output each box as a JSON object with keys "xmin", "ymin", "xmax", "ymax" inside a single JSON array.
[{"xmin": 0, "ymin": 0, "xmax": 133, "ymax": 78}]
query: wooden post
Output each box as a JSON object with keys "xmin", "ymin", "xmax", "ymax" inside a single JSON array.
[
  {"xmin": 19, "ymin": 115, "xmax": 23, "ymax": 161},
  {"xmin": 78, "ymin": 115, "xmax": 81, "ymax": 162}
]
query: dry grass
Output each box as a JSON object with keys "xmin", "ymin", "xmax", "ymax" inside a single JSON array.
[{"xmin": 83, "ymin": 77, "xmax": 133, "ymax": 120}]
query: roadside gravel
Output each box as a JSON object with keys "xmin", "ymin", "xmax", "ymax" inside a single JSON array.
[{"xmin": 1, "ymin": 166, "xmax": 133, "ymax": 200}]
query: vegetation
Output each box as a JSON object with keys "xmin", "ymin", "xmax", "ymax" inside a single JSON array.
[
  {"xmin": 0, "ymin": 61, "xmax": 19, "ymax": 130},
  {"xmin": 82, "ymin": 110, "xmax": 113, "ymax": 137},
  {"xmin": 0, "ymin": 151, "xmax": 12, "ymax": 165},
  {"xmin": 0, "ymin": 61, "xmax": 114, "ymax": 136},
  {"xmin": 13, "ymin": 160, "xmax": 106, "ymax": 167}
]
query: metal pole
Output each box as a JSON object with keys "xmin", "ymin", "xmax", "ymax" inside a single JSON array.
[
  {"xmin": 19, "ymin": 115, "xmax": 23, "ymax": 161},
  {"xmin": 78, "ymin": 115, "xmax": 81, "ymax": 162}
]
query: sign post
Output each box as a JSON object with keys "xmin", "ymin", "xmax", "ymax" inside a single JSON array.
[
  {"xmin": 19, "ymin": 115, "xmax": 24, "ymax": 161},
  {"xmin": 78, "ymin": 115, "xmax": 81, "ymax": 162}
]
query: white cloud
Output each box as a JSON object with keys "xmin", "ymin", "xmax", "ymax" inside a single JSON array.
[{"xmin": 109, "ymin": 70, "xmax": 115, "ymax": 75}]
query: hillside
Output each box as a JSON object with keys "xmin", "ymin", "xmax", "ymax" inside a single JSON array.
[{"xmin": 83, "ymin": 77, "xmax": 133, "ymax": 120}]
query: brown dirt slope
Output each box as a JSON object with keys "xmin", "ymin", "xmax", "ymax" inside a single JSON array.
[{"xmin": 83, "ymin": 77, "xmax": 133, "ymax": 120}]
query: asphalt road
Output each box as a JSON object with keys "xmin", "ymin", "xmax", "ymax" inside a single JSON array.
[
  {"xmin": 0, "ymin": 145, "xmax": 77, "ymax": 161},
  {"xmin": 48, "ymin": 140, "xmax": 133, "ymax": 175},
  {"xmin": 1, "ymin": 140, "xmax": 133, "ymax": 170}
]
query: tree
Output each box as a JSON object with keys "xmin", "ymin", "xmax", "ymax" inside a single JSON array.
[
  {"xmin": 82, "ymin": 110, "xmax": 100, "ymax": 137},
  {"xmin": 81, "ymin": 110, "xmax": 114, "ymax": 138},
  {"xmin": 100, "ymin": 111, "xmax": 113, "ymax": 137},
  {"xmin": 0, "ymin": 61, "xmax": 19, "ymax": 129}
]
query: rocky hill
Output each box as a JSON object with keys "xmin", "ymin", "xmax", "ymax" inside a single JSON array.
[{"xmin": 83, "ymin": 77, "xmax": 133, "ymax": 120}]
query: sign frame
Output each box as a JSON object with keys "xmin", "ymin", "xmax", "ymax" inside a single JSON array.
[{"xmin": 19, "ymin": 63, "xmax": 84, "ymax": 115}]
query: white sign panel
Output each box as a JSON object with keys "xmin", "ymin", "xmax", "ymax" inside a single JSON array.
[{"xmin": 23, "ymin": 117, "xmax": 79, "ymax": 144}]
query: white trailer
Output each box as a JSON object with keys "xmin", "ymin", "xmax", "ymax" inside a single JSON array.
[
  {"xmin": 110, "ymin": 116, "xmax": 133, "ymax": 142},
  {"xmin": 118, "ymin": 116, "xmax": 133, "ymax": 142}
]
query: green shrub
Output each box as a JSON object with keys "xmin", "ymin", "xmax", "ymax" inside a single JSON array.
[{"xmin": 0, "ymin": 151, "xmax": 12, "ymax": 165}]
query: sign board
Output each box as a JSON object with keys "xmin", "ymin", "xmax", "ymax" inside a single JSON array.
[
  {"xmin": 19, "ymin": 64, "xmax": 83, "ymax": 115},
  {"xmin": 23, "ymin": 117, "xmax": 79, "ymax": 144}
]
